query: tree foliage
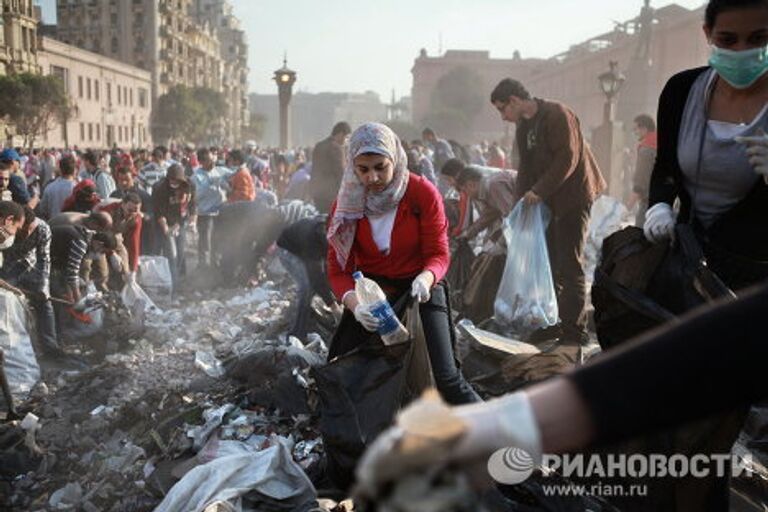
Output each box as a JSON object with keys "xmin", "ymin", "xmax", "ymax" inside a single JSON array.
[
  {"xmin": 422, "ymin": 66, "xmax": 485, "ymax": 141},
  {"xmin": 151, "ymin": 85, "xmax": 227, "ymax": 145},
  {"xmin": 0, "ymin": 73, "xmax": 70, "ymax": 149}
]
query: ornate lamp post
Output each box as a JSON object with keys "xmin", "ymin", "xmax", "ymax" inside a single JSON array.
[
  {"xmin": 273, "ymin": 56, "xmax": 296, "ymax": 150},
  {"xmin": 593, "ymin": 60, "xmax": 626, "ymax": 199},
  {"xmin": 598, "ymin": 61, "xmax": 626, "ymax": 123}
]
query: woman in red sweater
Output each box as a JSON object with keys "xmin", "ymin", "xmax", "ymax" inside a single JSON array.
[{"xmin": 327, "ymin": 122, "xmax": 479, "ymax": 404}]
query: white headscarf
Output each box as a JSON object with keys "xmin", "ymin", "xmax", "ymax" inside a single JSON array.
[{"xmin": 327, "ymin": 122, "xmax": 410, "ymax": 268}]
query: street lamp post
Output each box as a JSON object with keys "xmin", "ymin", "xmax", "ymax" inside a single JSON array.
[
  {"xmin": 593, "ymin": 61, "xmax": 627, "ymax": 199},
  {"xmin": 273, "ymin": 57, "xmax": 296, "ymax": 150},
  {"xmin": 598, "ymin": 61, "xmax": 626, "ymax": 123}
]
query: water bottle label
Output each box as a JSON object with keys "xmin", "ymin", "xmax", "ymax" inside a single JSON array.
[{"xmin": 370, "ymin": 301, "xmax": 399, "ymax": 336}]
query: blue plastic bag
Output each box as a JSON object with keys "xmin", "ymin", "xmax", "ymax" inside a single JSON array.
[{"xmin": 494, "ymin": 201, "xmax": 559, "ymax": 335}]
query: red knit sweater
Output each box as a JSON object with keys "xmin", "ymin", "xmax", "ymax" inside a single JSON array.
[{"xmin": 327, "ymin": 174, "xmax": 450, "ymax": 300}]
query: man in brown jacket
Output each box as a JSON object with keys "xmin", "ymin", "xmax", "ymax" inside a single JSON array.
[
  {"xmin": 491, "ymin": 78, "xmax": 606, "ymax": 346},
  {"xmin": 310, "ymin": 122, "xmax": 351, "ymax": 213}
]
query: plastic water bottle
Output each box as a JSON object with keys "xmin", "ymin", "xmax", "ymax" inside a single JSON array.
[{"xmin": 353, "ymin": 271, "xmax": 409, "ymax": 345}]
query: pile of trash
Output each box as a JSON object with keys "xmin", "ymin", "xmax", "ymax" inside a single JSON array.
[{"xmin": 1, "ymin": 281, "xmax": 338, "ymax": 511}]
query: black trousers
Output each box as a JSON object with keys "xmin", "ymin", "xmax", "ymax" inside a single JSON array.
[
  {"xmin": 329, "ymin": 280, "xmax": 480, "ymax": 405},
  {"xmin": 197, "ymin": 215, "xmax": 216, "ymax": 267},
  {"xmin": 546, "ymin": 201, "xmax": 592, "ymax": 343}
]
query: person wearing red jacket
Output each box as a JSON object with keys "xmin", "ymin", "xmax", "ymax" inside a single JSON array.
[
  {"xmin": 327, "ymin": 122, "xmax": 479, "ymax": 405},
  {"xmin": 226, "ymin": 149, "xmax": 256, "ymax": 203}
]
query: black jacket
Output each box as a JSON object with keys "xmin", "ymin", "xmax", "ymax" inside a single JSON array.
[
  {"xmin": 277, "ymin": 217, "xmax": 327, "ymax": 261},
  {"xmin": 649, "ymin": 67, "xmax": 768, "ymax": 261}
]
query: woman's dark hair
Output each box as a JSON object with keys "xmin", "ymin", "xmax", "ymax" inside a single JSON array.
[{"xmin": 705, "ymin": 0, "xmax": 768, "ymax": 28}]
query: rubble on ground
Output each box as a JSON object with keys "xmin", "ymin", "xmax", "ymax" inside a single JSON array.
[{"xmin": 1, "ymin": 279, "xmax": 333, "ymax": 512}]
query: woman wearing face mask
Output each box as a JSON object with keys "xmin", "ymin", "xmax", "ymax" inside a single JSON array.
[
  {"xmin": 645, "ymin": 0, "xmax": 768, "ymax": 291},
  {"xmin": 327, "ymin": 122, "xmax": 480, "ymax": 405}
]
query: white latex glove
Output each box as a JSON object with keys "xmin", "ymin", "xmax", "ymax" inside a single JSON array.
[
  {"xmin": 410, "ymin": 271, "xmax": 433, "ymax": 303},
  {"xmin": 356, "ymin": 390, "xmax": 542, "ymax": 495},
  {"xmin": 354, "ymin": 303, "xmax": 380, "ymax": 332},
  {"xmin": 643, "ymin": 202, "xmax": 676, "ymax": 243},
  {"xmin": 736, "ymin": 133, "xmax": 768, "ymax": 182},
  {"xmin": 451, "ymin": 393, "xmax": 542, "ymax": 462}
]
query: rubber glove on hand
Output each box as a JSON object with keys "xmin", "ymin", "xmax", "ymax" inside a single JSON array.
[
  {"xmin": 354, "ymin": 303, "xmax": 380, "ymax": 332},
  {"xmin": 410, "ymin": 271, "xmax": 434, "ymax": 303},
  {"xmin": 737, "ymin": 132, "xmax": 768, "ymax": 182},
  {"xmin": 356, "ymin": 389, "xmax": 542, "ymax": 496},
  {"xmin": 643, "ymin": 202, "xmax": 676, "ymax": 243}
]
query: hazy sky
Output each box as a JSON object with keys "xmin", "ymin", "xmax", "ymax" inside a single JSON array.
[{"xmin": 37, "ymin": 0, "xmax": 706, "ymax": 99}]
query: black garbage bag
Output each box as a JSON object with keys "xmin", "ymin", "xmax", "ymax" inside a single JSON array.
[
  {"xmin": 592, "ymin": 225, "xmax": 733, "ymax": 351},
  {"xmin": 313, "ymin": 295, "xmax": 431, "ymax": 491},
  {"xmin": 591, "ymin": 226, "xmax": 671, "ymax": 351},
  {"xmin": 446, "ymin": 239, "xmax": 475, "ymax": 299}
]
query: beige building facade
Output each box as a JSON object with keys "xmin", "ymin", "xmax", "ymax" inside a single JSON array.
[
  {"xmin": 411, "ymin": 3, "xmax": 709, "ymax": 142},
  {"xmin": 54, "ymin": 0, "xmax": 248, "ymax": 145},
  {"xmin": 0, "ymin": 0, "xmax": 40, "ymax": 74},
  {"xmin": 38, "ymin": 37, "xmax": 153, "ymax": 149}
]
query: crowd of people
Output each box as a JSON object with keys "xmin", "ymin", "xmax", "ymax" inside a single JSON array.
[{"xmin": 0, "ymin": 141, "xmax": 331, "ymax": 364}]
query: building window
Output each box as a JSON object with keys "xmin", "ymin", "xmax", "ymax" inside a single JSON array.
[
  {"xmin": 117, "ymin": 85, "xmax": 121, "ymax": 105},
  {"xmin": 118, "ymin": 126, "xmax": 122, "ymax": 141},
  {"xmin": 129, "ymin": 88, "xmax": 133, "ymax": 107},
  {"xmin": 88, "ymin": 123, "xmax": 93, "ymax": 141},
  {"xmin": 96, "ymin": 124, "xmax": 101, "ymax": 141},
  {"xmin": 86, "ymin": 78, "xmax": 91, "ymax": 100},
  {"xmin": 78, "ymin": 76, "xmax": 83, "ymax": 98},
  {"xmin": 50, "ymin": 65, "xmax": 69, "ymax": 94},
  {"xmin": 95, "ymin": 80, "xmax": 99, "ymax": 101},
  {"xmin": 111, "ymin": 37, "xmax": 118, "ymax": 54},
  {"xmin": 107, "ymin": 82, "xmax": 112, "ymax": 104},
  {"xmin": 138, "ymin": 87, "xmax": 148, "ymax": 108},
  {"xmin": 80, "ymin": 122, "xmax": 85, "ymax": 141}
]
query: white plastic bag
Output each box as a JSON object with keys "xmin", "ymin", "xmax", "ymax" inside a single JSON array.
[
  {"xmin": 0, "ymin": 290, "xmax": 40, "ymax": 400},
  {"xmin": 138, "ymin": 256, "xmax": 172, "ymax": 303},
  {"xmin": 494, "ymin": 201, "xmax": 558, "ymax": 336},
  {"xmin": 120, "ymin": 280, "xmax": 161, "ymax": 314},
  {"xmin": 61, "ymin": 283, "xmax": 104, "ymax": 339},
  {"xmin": 154, "ymin": 439, "xmax": 316, "ymax": 512}
]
